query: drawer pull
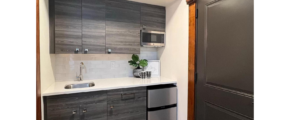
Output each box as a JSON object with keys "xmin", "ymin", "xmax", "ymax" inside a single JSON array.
[
  {"xmin": 83, "ymin": 108, "xmax": 87, "ymax": 113},
  {"xmin": 72, "ymin": 110, "xmax": 77, "ymax": 115},
  {"xmin": 121, "ymin": 93, "xmax": 135, "ymax": 100}
]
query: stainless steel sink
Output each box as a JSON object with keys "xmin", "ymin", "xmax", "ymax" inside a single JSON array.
[{"xmin": 64, "ymin": 82, "xmax": 95, "ymax": 89}]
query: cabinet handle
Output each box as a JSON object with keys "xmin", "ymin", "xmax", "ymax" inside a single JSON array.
[
  {"xmin": 75, "ymin": 48, "xmax": 79, "ymax": 54},
  {"xmin": 72, "ymin": 110, "xmax": 77, "ymax": 115},
  {"xmin": 84, "ymin": 49, "xmax": 88, "ymax": 54},
  {"xmin": 108, "ymin": 49, "xmax": 111, "ymax": 54},
  {"xmin": 83, "ymin": 108, "xmax": 87, "ymax": 113},
  {"xmin": 110, "ymin": 105, "xmax": 114, "ymax": 116}
]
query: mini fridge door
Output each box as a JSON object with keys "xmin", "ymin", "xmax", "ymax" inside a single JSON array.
[
  {"xmin": 148, "ymin": 107, "xmax": 177, "ymax": 120},
  {"xmin": 148, "ymin": 86, "xmax": 177, "ymax": 108}
]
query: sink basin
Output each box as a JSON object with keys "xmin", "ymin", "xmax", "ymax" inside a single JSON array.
[{"xmin": 64, "ymin": 82, "xmax": 95, "ymax": 89}]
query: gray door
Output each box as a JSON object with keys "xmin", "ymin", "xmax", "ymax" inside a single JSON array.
[{"xmin": 196, "ymin": 0, "xmax": 254, "ymax": 120}]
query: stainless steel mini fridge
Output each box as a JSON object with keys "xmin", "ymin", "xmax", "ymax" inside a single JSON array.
[{"xmin": 147, "ymin": 84, "xmax": 177, "ymax": 120}]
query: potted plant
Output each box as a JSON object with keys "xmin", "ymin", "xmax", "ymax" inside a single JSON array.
[{"xmin": 128, "ymin": 54, "xmax": 148, "ymax": 78}]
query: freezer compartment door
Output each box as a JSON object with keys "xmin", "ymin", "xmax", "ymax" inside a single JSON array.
[
  {"xmin": 148, "ymin": 107, "xmax": 177, "ymax": 120},
  {"xmin": 148, "ymin": 86, "xmax": 177, "ymax": 108}
]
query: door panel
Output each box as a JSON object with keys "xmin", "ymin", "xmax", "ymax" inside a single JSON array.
[
  {"xmin": 196, "ymin": 0, "xmax": 254, "ymax": 119},
  {"xmin": 205, "ymin": 103, "xmax": 251, "ymax": 120}
]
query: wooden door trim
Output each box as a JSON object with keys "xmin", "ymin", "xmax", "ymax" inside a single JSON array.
[
  {"xmin": 188, "ymin": 3, "xmax": 196, "ymax": 120},
  {"xmin": 36, "ymin": 0, "xmax": 41, "ymax": 120},
  {"xmin": 187, "ymin": 0, "xmax": 196, "ymax": 5}
]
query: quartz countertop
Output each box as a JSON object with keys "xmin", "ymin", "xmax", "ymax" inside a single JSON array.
[{"xmin": 42, "ymin": 77, "xmax": 177, "ymax": 96}]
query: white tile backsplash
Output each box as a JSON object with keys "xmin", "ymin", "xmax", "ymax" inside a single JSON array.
[{"xmin": 54, "ymin": 48, "xmax": 158, "ymax": 81}]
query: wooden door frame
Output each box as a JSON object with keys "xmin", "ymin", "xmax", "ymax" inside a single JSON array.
[
  {"xmin": 36, "ymin": 0, "xmax": 41, "ymax": 120},
  {"xmin": 187, "ymin": 0, "xmax": 196, "ymax": 120}
]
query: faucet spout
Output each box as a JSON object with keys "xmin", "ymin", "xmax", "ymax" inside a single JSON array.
[{"xmin": 76, "ymin": 62, "xmax": 86, "ymax": 81}]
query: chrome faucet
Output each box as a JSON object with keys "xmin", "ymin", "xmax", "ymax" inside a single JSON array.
[{"xmin": 76, "ymin": 62, "xmax": 86, "ymax": 81}]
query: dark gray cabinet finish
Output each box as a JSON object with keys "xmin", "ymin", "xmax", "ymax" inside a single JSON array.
[
  {"xmin": 44, "ymin": 87, "xmax": 147, "ymax": 120},
  {"xmin": 105, "ymin": 0, "xmax": 141, "ymax": 54},
  {"xmin": 50, "ymin": 0, "xmax": 165, "ymax": 54},
  {"xmin": 82, "ymin": 0, "xmax": 106, "ymax": 54},
  {"xmin": 107, "ymin": 87, "xmax": 147, "ymax": 120},
  {"xmin": 54, "ymin": 0, "xmax": 82, "ymax": 54},
  {"xmin": 141, "ymin": 4, "xmax": 165, "ymax": 32},
  {"xmin": 105, "ymin": 21, "xmax": 141, "ymax": 54},
  {"xmin": 44, "ymin": 91, "xmax": 107, "ymax": 120},
  {"xmin": 46, "ymin": 94, "xmax": 80, "ymax": 120}
]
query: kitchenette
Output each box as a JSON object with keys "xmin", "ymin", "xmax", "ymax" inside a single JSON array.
[
  {"xmin": 41, "ymin": 0, "xmax": 184, "ymax": 120},
  {"xmin": 43, "ymin": 77, "xmax": 177, "ymax": 120}
]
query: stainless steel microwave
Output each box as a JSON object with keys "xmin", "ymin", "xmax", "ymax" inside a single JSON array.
[{"xmin": 141, "ymin": 30, "xmax": 165, "ymax": 47}]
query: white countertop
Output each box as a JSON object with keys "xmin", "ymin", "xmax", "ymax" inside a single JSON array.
[{"xmin": 42, "ymin": 77, "xmax": 177, "ymax": 96}]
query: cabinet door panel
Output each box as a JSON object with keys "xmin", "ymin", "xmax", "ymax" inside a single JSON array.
[
  {"xmin": 141, "ymin": 4, "xmax": 165, "ymax": 32},
  {"xmin": 46, "ymin": 94, "xmax": 80, "ymax": 120},
  {"xmin": 105, "ymin": 0, "xmax": 140, "ymax": 24},
  {"xmin": 79, "ymin": 91, "xmax": 107, "ymax": 120},
  {"xmin": 107, "ymin": 87, "xmax": 146, "ymax": 120},
  {"xmin": 80, "ymin": 103, "xmax": 107, "ymax": 120},
  {"xmin": 106, "ymin": 21, "xmax": 140, "ymax": 54},
  {"xmin": 108, "ymin": 113, "xmax": 146, "ymax": 120},
  {"xmin": 55, "ymin": 31, "xmax": 82, "ymax": 45},
  {"xmin": 55, "ymin": 45, "xmax": 82, "ymax": 54},
  {"xmin": 55, "ymin": 0, "xmax": 82, "ymax": 54},
  {"xmin": 55, "ymin": 0, "xmax": 82, "ymax": 31},
  {"xmin": 82, "ymin": 0, "xmax": 106, "ymax": 54}
]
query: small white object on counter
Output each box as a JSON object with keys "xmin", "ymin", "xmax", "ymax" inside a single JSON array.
[{"xmin": 42, "ymin": 77, "xmax": 177, "ymax": 96}]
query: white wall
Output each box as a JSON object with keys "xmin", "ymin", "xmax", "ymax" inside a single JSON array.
[
  {"xmin": 40, "ymin": 0, "xmax": 55, "ymax": 119},
  {"xmin": 159, "ymin": 0, "xmax": 189, "ymax": 119}
]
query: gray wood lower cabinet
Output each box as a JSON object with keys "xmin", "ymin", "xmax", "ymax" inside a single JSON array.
[
  {"xmin": 44, "ymin": 91, "xmax": 107, "ymax": 120},
  {"xmin": 107, "ymin": 87, "xmax": 147, "ymax": 120},
  {"xmin": 44, "ymin": 87, "xmax": 147, "ymax": 120}
]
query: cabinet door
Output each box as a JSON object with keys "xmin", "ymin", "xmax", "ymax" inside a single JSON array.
[
  {"xmin": 141, "ymin": 4, "xmax": 165, "ymax": 32},
  {"xmin": 45, "ymin": 94, "xmax": 80, "ymax": 120},
  {"xmin": 107, "ymin": 87, "xmax": 147, "ymax": 120},
  {"xmin": 55, "ymin": 0, "xmax": 82, "ymax": 54},
  {"xmin": 79, "ymin": 91, "xmax": 107, "ymax": 120},
  {"xmin": 105, "ymin": 0, "xmax": 141, "ymax": 54},
  {"xmin": 82, "ymin": 0, "xmax": 106, "ymax": 54}
]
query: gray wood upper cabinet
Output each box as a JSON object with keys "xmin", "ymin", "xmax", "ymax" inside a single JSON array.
[
  {"xmin": 51, "ymin": 0, "xmax": 165, "ymax": 54},
  {"xmin": 141, "ymin": 4, "xmax": 166, "ymax": 32},
  {"xmin": 105, "ymin": 0, "xmax": 141, "ymax": 54},
  {"xmin": 54, "ymin": 0, "xmax": 82, "ymax": 54},
  {"xmin": 82, "ymin": 0, "xmax": 106, "ymax": 54}
]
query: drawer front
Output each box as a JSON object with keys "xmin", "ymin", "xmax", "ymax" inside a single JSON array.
[
  {"xmin": 107, "ymin": 87, "xmax": 146, "ymax": 102},
  {"xmin": 148, "ymin": 87, "xmax": 177, "ymax": 108},
  {"xmin": 148, "ymin": 107, "xmax": 177, "ymax": 120}
]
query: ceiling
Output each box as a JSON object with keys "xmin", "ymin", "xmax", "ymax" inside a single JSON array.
[{"xmin": 129, "ymin": 0, "xmax": 177, "ymax": 6}]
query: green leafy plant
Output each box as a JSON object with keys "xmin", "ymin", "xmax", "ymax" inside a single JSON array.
[{"xmin": 128, "ymin": 54, "xmax": 148, "ymax": 68}]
